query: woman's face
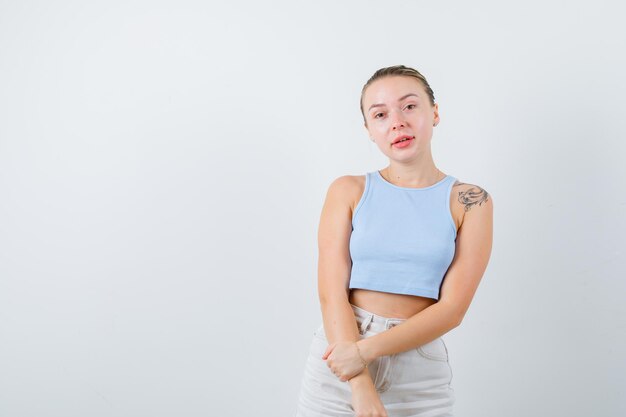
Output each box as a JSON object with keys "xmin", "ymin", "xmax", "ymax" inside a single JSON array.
[{"xmin": 362, "ymin": 76, "xmax": 439, "ymax": 161}]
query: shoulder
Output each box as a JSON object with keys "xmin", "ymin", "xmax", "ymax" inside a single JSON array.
[
  {"xmin": 326, "ymin": 174, "xmax": 365, "ymax": 197},
  {"xmin": 325, "ymin": 174, "xmax": 367, "ymax": 215},
  {"xmin": 450, "ymin": 179, "xmax": 492, "ymax": 232},
  {"xmin": 451, "ymin": 179, "xmax": 493, "ymax": 213}
]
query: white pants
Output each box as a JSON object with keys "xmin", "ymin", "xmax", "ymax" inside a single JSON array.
[{"xmin": 294, "ymin": 303, "xmax": 455, "ymax": 417}]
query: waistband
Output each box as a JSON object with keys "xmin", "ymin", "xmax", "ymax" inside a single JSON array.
[{"xmin": 350, "ymin": 303, "xmax": 407, "ymax": 334}]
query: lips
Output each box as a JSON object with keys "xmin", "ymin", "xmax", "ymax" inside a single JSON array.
[{"xmin": 392, "ymin": 135, "xmax": 415, "ymax": 144}]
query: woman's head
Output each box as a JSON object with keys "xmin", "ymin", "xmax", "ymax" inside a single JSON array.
[
  {"xmin": 360, "ymin": 65, "xmax": 439, "ymax": 161},
  {"xmin": 360, "ymin": 65, "xmax": 436, "ymax": 127}
]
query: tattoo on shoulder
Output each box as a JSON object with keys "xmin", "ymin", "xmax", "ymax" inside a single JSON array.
[{"xmin": 453, "ymin": 180, "xmax": 490, "ymax": 212}]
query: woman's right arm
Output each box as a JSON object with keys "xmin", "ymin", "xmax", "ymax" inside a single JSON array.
[{"xmin": 317, "ymin": 176, "xmax": 376, "ymax": 392}]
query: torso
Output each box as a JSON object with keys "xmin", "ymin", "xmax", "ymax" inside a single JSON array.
[{"xmin": 347, "ymin": 173, "xmax": 466, "ymax": 319}]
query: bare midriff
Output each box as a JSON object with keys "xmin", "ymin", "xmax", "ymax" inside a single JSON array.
[{"xmin": 348, "ymin": 288, "xmax": 437, "ymax": 320}]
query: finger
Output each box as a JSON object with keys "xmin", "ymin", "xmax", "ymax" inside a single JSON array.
[
  {"xmin": 321, "ymin": 346, "xmax": 329, "ymax": 360},
  {"xmin": 321, "ymin": 343, "xmax": 334, "ymax": 360}
]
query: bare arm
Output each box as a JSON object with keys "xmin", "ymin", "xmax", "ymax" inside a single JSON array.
[
  {"xmin": 317, "ymin": 176, "xmax": 374, "ymax": 389},
  {"xmin": 357, "ymin": 185, "xmax": 494, "ymax": 361}
]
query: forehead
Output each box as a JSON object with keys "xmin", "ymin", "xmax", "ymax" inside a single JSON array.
[{"xmin": 363, "ymin": 76, "xmax": 427, "ymax": 107}]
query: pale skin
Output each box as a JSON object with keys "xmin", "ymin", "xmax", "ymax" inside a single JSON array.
[{"xmin": 316, "ymin": 75, "xmax": 493, "ymax": 416}]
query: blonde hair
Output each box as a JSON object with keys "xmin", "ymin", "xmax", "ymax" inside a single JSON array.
[{"xmin": 360, "ymin": 65, "xmax": 436, "ymax": 124}]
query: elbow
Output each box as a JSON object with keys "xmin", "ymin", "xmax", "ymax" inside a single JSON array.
[
  {"xmin": 440, "ymin": 303, "xmax": 464, "ymax": 329},
  {"xmin": 451, "ymin": 309, "xmax": 465, "ymax": 328},
  {"xmin": 319, "ymin": 290, "xmax": 350, "ymax": 306},
  {"xmin": 318, "ymin": 281, "xmax": 350, "ymax": 305},
  {"xmin": 438, "ymin": 300, "xmax": 466, "ymax": 329}
]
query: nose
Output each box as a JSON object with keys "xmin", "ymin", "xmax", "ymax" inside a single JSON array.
[{"xmin": 389, "ymin": 110, "xmax": 406, "ymax": 130}]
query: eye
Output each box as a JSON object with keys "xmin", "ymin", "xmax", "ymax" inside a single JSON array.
[
  {"xmin": 373, "ymin": 112, "xmax": 384, "ymax": 119},
  {"xmin": 405, "ymin": 104, "xmax": 416, "ymax": 110}
]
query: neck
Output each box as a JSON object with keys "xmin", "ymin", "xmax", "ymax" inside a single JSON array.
[{"xmin": 383, "ymin": 163, "xmax": 443, "ymax": 188}]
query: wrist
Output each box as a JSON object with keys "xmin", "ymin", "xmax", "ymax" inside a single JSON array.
[
  {"xmin": 348, "ymin": 370, "xmax": 373, "ymax": 389},
  {"xmin": 356, "ymin": 337, "xmax": 378, "ymax": 364}
]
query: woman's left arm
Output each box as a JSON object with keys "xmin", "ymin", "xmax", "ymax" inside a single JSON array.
[{"xmin": 358, "ymin": 187, "xmax": 494, "ymax": 361}]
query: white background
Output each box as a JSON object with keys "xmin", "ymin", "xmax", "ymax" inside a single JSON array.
[{"xmin": 1, "ymin": 1, "xmax": 625, "ymax": 416}]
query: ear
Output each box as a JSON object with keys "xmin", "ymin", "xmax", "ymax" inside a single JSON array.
[{"xmin": 433, "ymin": 103, "xmax": 440, "ymax": 126}]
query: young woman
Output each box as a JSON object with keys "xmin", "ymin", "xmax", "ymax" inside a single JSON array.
[{"xmin": 294, "ymin": 65, "xmax": 493, "ymax": 417}]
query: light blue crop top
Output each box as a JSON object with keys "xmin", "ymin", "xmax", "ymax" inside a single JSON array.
[{"xmin": 348, "ymin": 170, "xmax": 458, "ymax": 300}]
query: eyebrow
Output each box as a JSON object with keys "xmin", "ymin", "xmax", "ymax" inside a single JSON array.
[{"xmin": 368, "ymin": 93, "xmax": 420, "ymax": 112}]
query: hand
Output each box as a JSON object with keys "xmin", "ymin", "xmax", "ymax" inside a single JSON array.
[{"xmin": 322, "ymin": 341, "xmax": 368, "ymax": 382}]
